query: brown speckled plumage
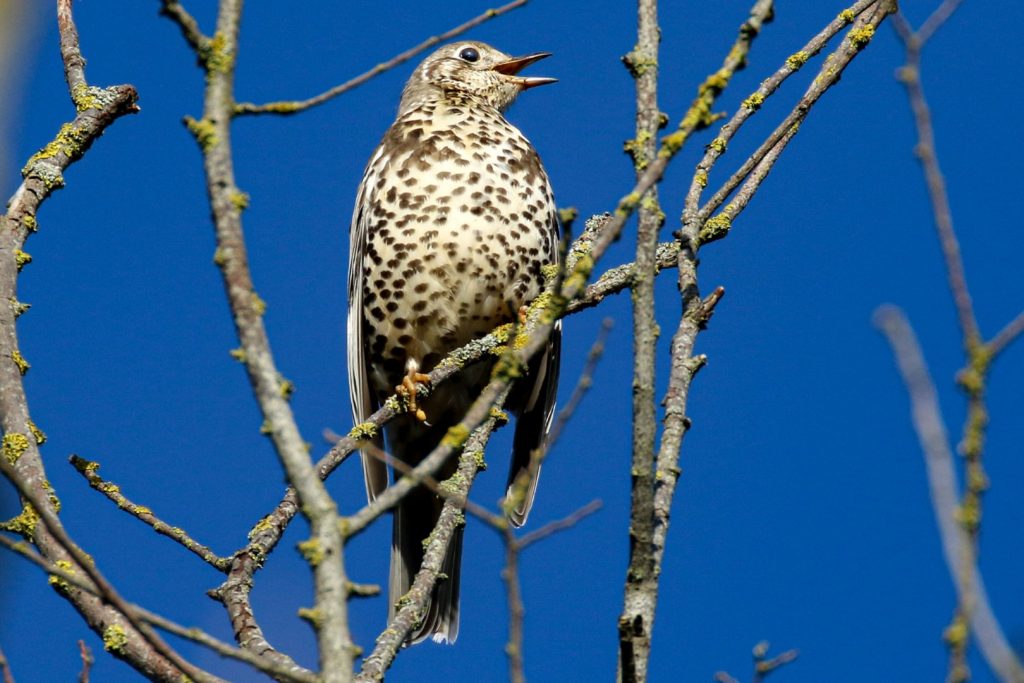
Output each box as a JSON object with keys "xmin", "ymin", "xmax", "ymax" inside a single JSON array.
[{"xmin": 347, "ymin": 41, "xmax": 561, "ymax": 644}]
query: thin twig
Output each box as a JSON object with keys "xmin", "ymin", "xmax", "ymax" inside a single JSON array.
[
  {"xmin": 875, "ymin": 307, "xmax": 1024, "ymax": 683},
  {"xmin": 69, "ymin": 456, "xmax": 230, "ymax": 570},
  {"xmin": 76, "ymin": 640, "xmax": 93, "ymax": 683},
  {"xmin": 751, "ymin": 641, "xmax": 799, "ymax": 683},
  {"xmin": 698, "ymin": 3, "xmax": 895, "ymax": 244},
  {"xmin": 893, "ymin": 4, "xmax": 977, "ymax": 346},
  {"xmin": 621, "ymin": 0, "xmax": 663, "ymax": 676},
  {"xmin": 517, "ymin": 499, "xmax": 603, "ymax": 549},
  {"xmin": 917, "ymin": 0, "xmax": 966, "ymax": 46},
  {"xmin": 0, "ymin": 534, "xmax": 317, "ymax": 683},
  {"xmin": 618, "ymin": 2, "xmax": 776, "ymax": 680},
  {"xmin": 543, "ymin": 319, "xmax": 613, "ymax": 450},
  {"xmin": 988, "ymin": 311, "xmax": 1024, "ymax": 360},
  {"xmin": 0, "ymin": 644, "xmax": 14, "ymax": 683},
  {"xmin": 0, "ymin": 458, "xmax": 225, "ymax": 683},
  {"xmin": 696, "ymin": 0, "xmax": 879, "ymax": 224},
  {"xmin": 162, "ymin": 0, "xmax": 356, "ymax": 674},
  {"xmin": 356, "ymin": 418, "xmax": 503, "ymax": 681},
  {"xmin": 355, "ymin": 442, "xmax": 505, "ymax": 530},
  {"xmin": 890, "ymin": 6, "xmax": 1024, "ymax": 681},
  {"xmin": 503, "ymin": 499, "xmax": 603, "ymax": 683},
  {"xmin": 234, "ymin": 0, "xmax": 530, "ymax": 116},
  {"xmin": 158, "ymin": 0, "xmax": 208, "ymax": 55}
]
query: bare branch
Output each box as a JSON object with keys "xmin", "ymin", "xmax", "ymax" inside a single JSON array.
[
  {"xmin": 0, "ymin": 643, "xmax": 14, "ymax": 683},
  {"xmin": 234, "ymin": 0, "xmax": 530, "ymax": 116},
  {"xmin": 987, "ymin": 311, "xmax": 1024, "ymax": 360},
  {"xmin": 0, "ymin": 457, "xmax": 225, "ymax": 683},
  {"xmin": 517, "ymin": 499, "xmax": 603, "ymax": 550},
  {"xmin": 162, "ymin": 0, "xmax": 356, "ymax": 673},
  {"xmin": 0, "ymin": 533, "xmax": 316, "ymax": 683},
  {"xmin": 69, "ymin": 456, "xmax": 230, "ymax": 570},
  {"xmin": 698, "ymin": 2, "xmax": 895, "ymax": 244},
  {"xmin": 76, "ymin": 641, "xmax": 93, "ymax": 683},
  {"xmin": 619, "ymin": 1, "xmax": 777, "ymax": 679},
  {"xmin": 751, "ymin": 641, "xmax": 799, "ymax": 683},
  {"xmin": 875, "ymin": 306, "xmax": 1024, "ymax": 683},
  {"xmin": 917, "ymin": 0, "xmax": 966, "ymax": 46},
  {"xmin": 893, "ymin": 7, "xmax": 978, "ymax": 346},
  {"xmin": 356, "ymin": 420, "xmax": 503, "ymax": 681},
  {"xmin": 621, "ymin": 0, "xmax": 663, "ymax": 675},
  {"xmin": 696, "ymin": 0, "xmax": 880, "ymax": 223},
  {"xmin": 158, "ymin": 0, "xmax": 209, "ymax": 55},
  {"xmin": 544, "ymin": 319, "xmax": 613, "ymax": 450}
]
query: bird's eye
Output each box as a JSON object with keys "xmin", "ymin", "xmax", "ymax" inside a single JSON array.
[{"xmin": 459, "ymin": 47, "xmax": 480, "ymax": 63}]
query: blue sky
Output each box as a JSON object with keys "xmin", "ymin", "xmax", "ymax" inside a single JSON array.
[{"xmin": 2, "ymin": 1, "xmax": 1023, "ymax": 681}]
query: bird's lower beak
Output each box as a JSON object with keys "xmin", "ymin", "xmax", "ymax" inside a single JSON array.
[{"xmin": 492, "ymin": 52, "xmax": 557, "ymax": 90}]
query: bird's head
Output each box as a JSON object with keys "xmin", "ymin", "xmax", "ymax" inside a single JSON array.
[{"xmin": 399, "ymin": 41, "xmax": 555, "ymax": 113}]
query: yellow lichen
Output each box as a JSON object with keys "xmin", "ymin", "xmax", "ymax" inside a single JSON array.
[
  {"xmin": 184, "ymin": 116, "xmax": 218, "ymax": 151},
  {"xmin": 203, "ymin": 32, "xmax": 235, "ymax": 74},
  {"xmin": 278, "ymin": 378, "xmax": 295, "ymax": 399},
  {"xmin": 298, "ymin": 538, "xmax": 324, "ymax": 566},
  {"xmin": 21, "ymin": 214, "xmax": 37, "ymax": 232},
  {"xmin": 1, "ymin": 502, "xmax": 39, "ymax": 540},
  {"xmin": 838, "ymin": 8, "xmax": 856, "ymax": 24},
  {"xmin": 742, "ymin": 92, "xmax": 765, "ymax": 110},
  {"xmin": 229, "ymin": 347, "xmax": 247, "ymax": 363},
  {"xmin": 248, "ymin": 515, "xmax": 275, "ymax": 540},
  {"xmin": 229, "ymin": 190, "xmax": 250, "ymax": 211},
  {"xmin": 297, "ymin": 607, "xmax": 323, "ymax": 628},
  {"xmin": 847, "ymin": 25, "xmax": 875, "ymax": 48},
  {"xmin": 21, "ymin": 123, "xmax": 89, "ymax": 188},
  {"xmin": 103, "ymin": 624, "xmax": 129, "ymax": 653},
  {"xmin": 441, "ymin": 424, "xmax": 470, "ymax": 449},
  {"xmin": 786, "ymin": 51, "xmax": 811, "ymax": 70},
  {"xmin": 11, "ymin": 350, "xmax": 29, "ymax": 375},
  {"xmin": 3, "ymin": 433, "xmax": 30, "ymax": 465},
  {"xmin": 27, "ymin": 419, "xmax": 46, "ymax": 445},
  {"xmin": 250, "ymin": 291, "xmax": 267, "ymax": 316},
  {"xmin": 48, "ymin": 559, "xmax": 76, "ymax": 592},
  {"xmin": 709, "ymin": 137, "xmax": 727, "ymax": 153},
  {"xmin": 701, "ymin": 210, "xmax": 734, "ymax": 241},
  {"xmin": 695, "ymin": 170, "xmax": 708, "ymax": 188},
  {"xmin": 616, "ymin": 191, "xmax": 642, "ymax": 217},
  {"xmin": 9, "ymin": 298, "xmax": 31, "ymax": 318},
  {"xmin": 14, "ymin": 250, "xmax": 32, "ymax": 272},
  {"xmin": 348, "ymin": 422, "xmax": 378, "ymax": 441}
]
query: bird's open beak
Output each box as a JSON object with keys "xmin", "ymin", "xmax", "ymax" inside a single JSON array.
[{"xmin": 492, "ymin": 52, "xmax": 557, "ymax": 90}]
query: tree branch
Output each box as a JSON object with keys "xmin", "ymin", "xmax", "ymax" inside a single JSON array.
[
  {"xmin": 69, "ymin": 455, "xmax": 230, "ymax": 570},
  {"xmin": 163, "ymin": 0, "xmax": 355, "ymax": 676},
  {"xmin": 618, "ymin": 1, "xmax": 776, "ymax": 679},
  {"xmin": 875, "ymin": 307, "xmax": 1024, "ymax": 683},
  {"xmin": 233, "ymin": 0, "xmax": 531, "ymax": 116}
]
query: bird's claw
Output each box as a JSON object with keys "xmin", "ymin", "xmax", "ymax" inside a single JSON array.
[{"xmin": 397, "ymin": 372, "xmax": 431, "ymax": 422}]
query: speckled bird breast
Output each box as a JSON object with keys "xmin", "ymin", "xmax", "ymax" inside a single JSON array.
[{"xmin": 356, "ymin": 99, "xmax": 557, "ymax": 394}]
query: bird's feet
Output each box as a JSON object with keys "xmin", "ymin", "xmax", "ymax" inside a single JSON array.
[{"xmin": 397, "ymin": 370, "xmax": 431, "ymax": 422}]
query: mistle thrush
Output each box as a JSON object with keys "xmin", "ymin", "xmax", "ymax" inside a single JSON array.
[{"xmin": 347, "ymin": 41, "xmax": 561, "ymax": 644}]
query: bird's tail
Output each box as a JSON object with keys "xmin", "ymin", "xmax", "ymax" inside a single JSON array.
[{"xmin": 389, "ymin": 481, "xmax": 462, "ymax": 644}]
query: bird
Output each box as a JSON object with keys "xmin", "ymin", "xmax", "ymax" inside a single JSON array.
[{"xmin": 347, "ymin": 41, "xmax": 561, "ymax": 644}]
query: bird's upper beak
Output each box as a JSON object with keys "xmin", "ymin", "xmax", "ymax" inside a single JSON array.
[{"xmin": 492, "ymin": 52, "xmax": 557, "ymax": 90}]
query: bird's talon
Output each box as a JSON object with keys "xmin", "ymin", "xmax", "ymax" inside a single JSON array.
[{"xmin": 398, "ymin": 373, "xmax": 431, "ymax": 422}]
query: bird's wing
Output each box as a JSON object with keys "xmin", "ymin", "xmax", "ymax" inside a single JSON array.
[
  {"xmin": 348, "ymin": 146, "xmax": 389, "ymax": 503},
  {"xmin": 506, "ymin": 321, "xmax": 561, "ymax": 527},
  {"xmin": 506, "ymin": 205, "xmax": 563, "ymax": 527}
]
